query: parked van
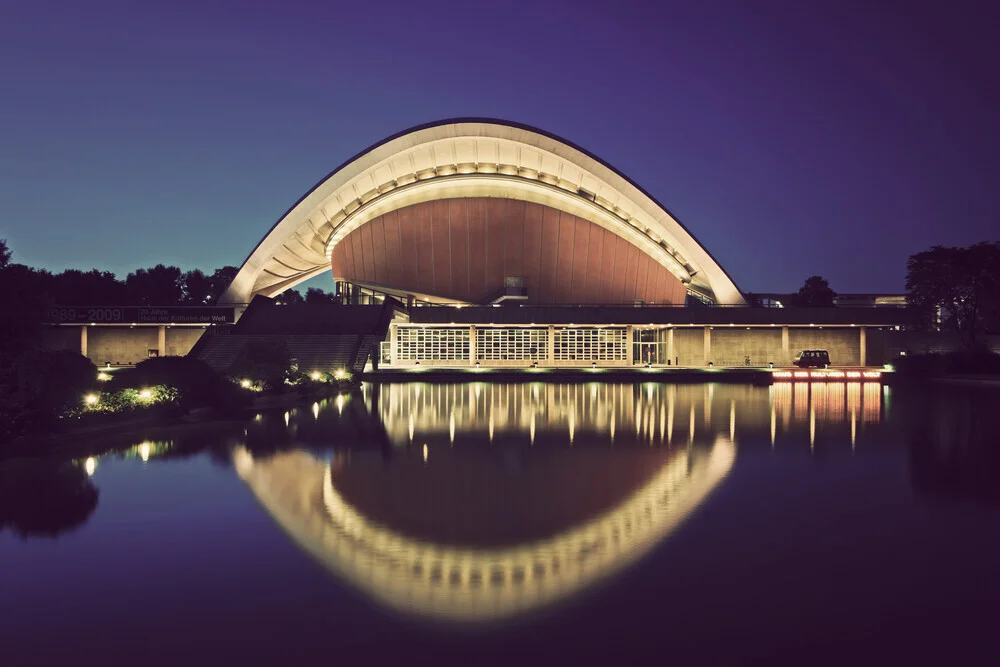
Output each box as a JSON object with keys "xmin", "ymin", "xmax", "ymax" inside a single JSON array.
[{"xmin": 794, "ymin": 350, "xmax": 831, "ymax": 368}]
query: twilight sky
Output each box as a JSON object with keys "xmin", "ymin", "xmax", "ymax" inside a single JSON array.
[{"xmin": 1, "ymin": 0, "xmax": 996, "ymax": 294}]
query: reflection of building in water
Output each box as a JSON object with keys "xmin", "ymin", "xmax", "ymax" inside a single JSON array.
[
  {"xmin": 372, "ymin": 381, "xmax": 883, "ymax": 449},
  {"xmin": 234, "ymin": 438, "xmax": 735, "ymax": 622}
]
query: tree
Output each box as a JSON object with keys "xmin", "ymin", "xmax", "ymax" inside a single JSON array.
[
  {"xmin": 906, "ymin": 242, "xmax": 1000, "ymax": 347},
  {"xmin": 126, "ymin": 264, "xmax": 183, "ymax": 305},
  {"xmin": 791, "ymin": 276, "xmax": 836, "ymax": 307},
  {"xmin": 0, "ymin": 461, "xmax": 99, "ymax": 538},
  {"xmin": 207, "ymin": 266, "xmax": 238, "ymax": 303},
  {"xmin": 51, "ymin": 269, "xmax": 127, "ymax": 305},
  {"xmin": 275, "ymin": 289, "xmax": 304, "ymax": 305},
  {"xmin": 305, "ymin": 287, "xmax": 338, "ymax": 304},
  {"xmin": 181, "ymin": 269, "xmax": 213, "ymax": 305},
  {"xmin": 0, "ymin": 238, "xmax": 10, "ymax": 270}
]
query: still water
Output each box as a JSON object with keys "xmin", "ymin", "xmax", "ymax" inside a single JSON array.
[{"xmin": 2, "ymin": 381, "xmax": 999, "ymax": 665}]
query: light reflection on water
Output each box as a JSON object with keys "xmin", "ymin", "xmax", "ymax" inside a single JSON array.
[
  {"xmin": 4, "ymin": 381, "xmax": 1000, "ymax": 664},
  {"xmin": 373, "ymin": 381, "xmax": 884, "ymax": 449}
]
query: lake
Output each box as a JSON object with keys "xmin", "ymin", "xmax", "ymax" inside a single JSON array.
[{"xmin": 2, "ymin": 381, "xmax": 999, "ymax": 666}]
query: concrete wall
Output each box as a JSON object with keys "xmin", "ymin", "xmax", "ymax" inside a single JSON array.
[
  {"xmin": 710, "ymin": 328, "xmax": 785, "ymax": 366},
  {"xmin": 787, "ymin": 329, "xmax": 862, "ymax": 366},
  {"xmin": 41, "ymin": 326, "xmax": 207, "ymax": 366}
]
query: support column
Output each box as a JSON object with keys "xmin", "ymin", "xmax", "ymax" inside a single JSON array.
[
  {"xmin": 80, "ymin": 325, "xmax": 88, "ymax": 358},
  {"xmin": 859, "ymin": 326, "xmax": 867, "ymax": 367},
  {"xmin": 703, "ymin": 326, "xmax": 711, "ymax": 366},
  {"xmin": 389, "ymin": 324, "xmax": 398, "ymax": 365},
  {"xmin": 667, "ymin": 328, "xmax": 674, "ymax": 366},
  {"xmin": 547, "ymin": 325, "xmax": 556, "ymax": 366},
  {"xmin": 469, "ymin": 325, "xmax": 477, "ymax": 366},
  {"xmin": 626, "ymin": 325, "xmax": 634, "ymax": 365},
  {"xmin": 781, "ymin": 326, "xmax": 790, "ymax": 366},
  {"xmin": 158, "ymin": 326, "xmax": 166, "ymax": 357}
]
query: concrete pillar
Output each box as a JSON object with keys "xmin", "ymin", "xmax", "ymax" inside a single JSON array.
[
  {"xmin": 80, "ymin": 326, "xmax": 88, "ymax": 358},
  {"xmin": 703, "ymin": 326, "xmax": 711, "ymax": 366},
  {"xmin": 547, "ymin": 325, "xmax": 556, "ymax": 365},
  {"xmin": 626, "ymin": 325, "xmax": 634, "ymax": 365},
  {"xmin": 781, "ymin": 326, "xmax": 790, "ymax": 366},
  {"xmin": 389, "ymin": 324, "xmax": 398, "ymax": 365},
  {"xmin": 859, "ymin": 326, "xmax": 867, "ymax": 367},
  {"xmin": 667, "ymin": 328, "xmax": 674, "ymax": 366},
  {"xmin": 158, "ymin": 326, "xmax": 166, "ymax": 357},
  {"xmin": 469, "ymin": 325, "xmax": 477, "ymax": 366}
]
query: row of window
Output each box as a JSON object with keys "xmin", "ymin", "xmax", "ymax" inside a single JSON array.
[{"xmin": 394, "ymin": 327, "xmax": 629, "ymax": 362}]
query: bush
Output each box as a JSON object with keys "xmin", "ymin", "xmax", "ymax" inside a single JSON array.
[
  {"xmin": 5, "ymin": 350, "xmax": 97, "ymax": 433},
  {"xmin": 230, "ymin": 340, "xmax": 295, "ymax": 392},
  {"xmin": 107, "ymin": 356, "xmax": 248, "ymax": 412}
]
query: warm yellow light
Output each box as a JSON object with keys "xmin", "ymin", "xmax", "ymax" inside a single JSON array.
[
  {"xmin": 334, "ymin": 369, "xmax": 347, "ymax": 380},
  {"xmin": 312, "ymin": 402, "xmax": 319, "ymax": 420},
  {"xmin": 284, "ymin": 411, "xmax": 290, "ymax": 427},
  {"xmin": 84, "ymin": 457, "xmax": 97, "ymax": 476},
  {"xmin": 139, "ymin": 389, "xmax": 152, "ymax": 400},
  {"xmin": 84, "ymin": 393, "xmax": 99, "ymax": 406},
  {"xmin": 240, "ymin": 378, "xmax": 251, "ymax": 388},
  {"xmin": 139, "ymin": 442, "xmax": 151, "ymax": 462},
  {"xmin": 422, "ymin": 443, "xmax": 428, "ymax": 463},
  {"xmin": 310, "ymin": 371, "xmax": 321, "ymax": 381},
  {"xmin": 97, "ymin": 372, "xmax": 111, "ymax": 382}
]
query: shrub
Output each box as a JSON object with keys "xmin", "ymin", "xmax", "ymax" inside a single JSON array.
[
  {"xmin": 6, "ymin": 350, "xmax": 96, "ymax": 432},
  {"xmin": 230, "ymin": 340, "xmax": 295, "ymax": 392},
  {"xmin": 107, "ymin": 356, "xmax": 248, "ymax": 412}
]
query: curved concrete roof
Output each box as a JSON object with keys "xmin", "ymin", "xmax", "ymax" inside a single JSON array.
[{"xmin": 222, "ymin": 119, "xmax": 744, "ymax": 305}]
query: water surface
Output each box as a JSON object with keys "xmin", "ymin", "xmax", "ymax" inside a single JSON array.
[{"xmin": 2, "ymin": 381, "xmax": 998, "ymax": 665}]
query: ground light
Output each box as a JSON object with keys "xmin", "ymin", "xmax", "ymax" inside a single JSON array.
[
  {"xmin": 334, "ymin": 369, "xmax": 347, "ymax": 380},
  {"xmin": 84, "ymin": 457, "xmax": 97, "ymax": 476},
  {"xmin": 84, "ymin": 393, "xmax": 99, "ymax": 406},
  {"xmin": 310, "ymin": 371, "xmax": 322, "ymax": 381},
  {"xmin": 97, "ymin": 372, "xmax": 111, "ymax": 382},
  {"xmin": 139, "ymin": 389, "xmax": 152, "ymax": 401},
  {"xmin": 240, "ymin": 378, "xmax": 252, "ymax": 388}
]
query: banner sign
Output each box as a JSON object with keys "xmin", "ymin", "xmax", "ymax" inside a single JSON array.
[{"xmin": 47, "ymin": 306, "xmax": 235, "ymax": 325}]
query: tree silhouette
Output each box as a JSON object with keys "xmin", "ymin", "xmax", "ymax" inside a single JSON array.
[
  {"xmin": 791, "ymin": 276, "xmax": 836, "ymax": 307},
  {"xmin": 0, "ymin": 461, "xmax": 99, "ymax": 538}
]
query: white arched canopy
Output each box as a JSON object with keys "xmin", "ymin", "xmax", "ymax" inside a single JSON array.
[{"xmin": 221, "ymin": 119, "xmax": 744, "ymax": 305}]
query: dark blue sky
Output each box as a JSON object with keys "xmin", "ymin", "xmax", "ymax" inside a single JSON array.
[{"xmin": 1, "ymin": 0, "xmax": 996, "ymax": 293}]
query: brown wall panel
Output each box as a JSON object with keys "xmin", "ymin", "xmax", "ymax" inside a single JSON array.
[
  {"xmin": 383, "ymin": 210, "xmax": 401, "ymax": 286},
  {"xmin": 651, "ymin": 263, "xmax": 667, "ymax": 305},
  {"xmin": 522, "ymin": 202, "xmax": 544, "ymax": 300},
  {"xmin": 397, "ymin": 206, "xmax": 418, "ymax": 289},
  {"xmin": 370, "ymin": 215, "xmax": 388, "ymax": 286},
  {"xmin": 331, "ymin": 197, "xmax": 687, "ymax": 306},
  {"xmin": 611, "ymin": 236, "xmax": 629, "ymax": 303},
  {"xmin": 635, "ymin": 252, "xmax": 650, "ymax": 303},
  {"xmin": 350, "ymin": 233, "xmax": 363, "ymax": 286},
  {"xmin": 448, "ymin": 200, "xmax": 469, "ymax": 301},
  {"xmin": 360, "ymin": 222, "xmax": 375, "ymax": 283},
  {"xmin": 570, "ymin": 217, "xmax": 591, "ymax": 304},
  {"xmin": 584, "ymin": 225, "xmax": 604, "ymax": 303},
  {"xmin": 538, "ymin": 206, "xmax": 561, "ymax": 303},
  {"xmin": 598, "ymin": 228, "xmax": 617, "ymax": 304},
  {"xmin": 623, "ymin": 244, "xmax": 639, "ymax": 302},
  {"xmin": 467, "ymin": 199, "xmax": 487, "ymax": 300},
  {"xmin": 504, "ymin": 200, "xmax": 525, "ymax": 278},
  {"xmin": 414, "ymin": 202, "xmax": 434, "ymax": 292},
  {"xmin": 430, "ymin": 200, "xmax": 451, "ymax": 296},
  {"xmin": 553, "ymin": 211, "xmax": 576, "ymax": 303},
  {"xmin": 485, "ymin": 199, "xmax": 507, "ymax": 296}
]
